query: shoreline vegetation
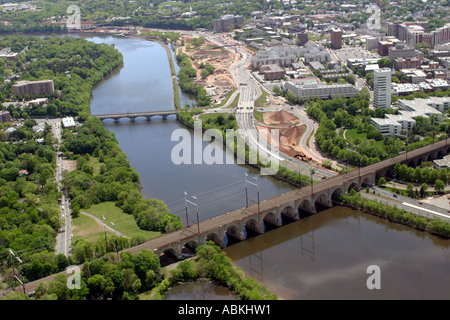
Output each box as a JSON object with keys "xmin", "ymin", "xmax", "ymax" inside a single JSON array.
[
  {"xmin": 338, "ymin": 190, "xmax": 450, "ymax": 238},
  {"xmin": 176, "ymin": 109, "xmax": 314, "ymax": 187}
]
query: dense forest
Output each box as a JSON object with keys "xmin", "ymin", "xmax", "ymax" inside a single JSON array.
[
  {"xmin": 1, "ymin": 34, "xmax": 123, "ymax": 117},
  {"xmin": 0, "ymin": 119, "xmax": 64, "ymax": 284}
]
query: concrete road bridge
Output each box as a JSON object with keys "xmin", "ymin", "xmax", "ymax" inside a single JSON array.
[{"xmin": 94, "ymin": 110, "xmax": 177, "ymax": 122}]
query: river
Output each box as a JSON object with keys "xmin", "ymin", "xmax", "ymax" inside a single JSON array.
[{"xmin": 81, "ymin": 33, "xmax": 449, "ymax": 300}]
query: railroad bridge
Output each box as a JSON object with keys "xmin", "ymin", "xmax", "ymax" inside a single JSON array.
[
  {"xmin": 94, "ymin": 110, "xmax": 177, "ymax": 122},
  {"xmin": 124, "ymin": 138, "xmax": 450, "ymax": 260},
  {"xmin": 11, "ymin": 139, "xmax": 450, "ymax": 295}
]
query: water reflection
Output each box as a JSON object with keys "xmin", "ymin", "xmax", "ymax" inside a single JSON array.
[{"xmin": 226, "ymin": 207, "xmax": 450, "ymax": 300}]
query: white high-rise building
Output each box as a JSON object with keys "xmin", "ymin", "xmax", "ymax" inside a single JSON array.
[{"xmin": 374, "ymin": 68, "xmax": 392, "ymax": 109}]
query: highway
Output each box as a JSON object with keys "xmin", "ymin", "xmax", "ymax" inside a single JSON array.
[
  {"xmin": 201, "ymin": 32, "xmax": 337, "ymax": 180},
  {"xmin": 365, "ymin": 186, "xmax": 450, "ymax": 221}
]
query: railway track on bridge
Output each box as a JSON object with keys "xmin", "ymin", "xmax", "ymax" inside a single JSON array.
[{"xmin": 8, "ymin": 138, "xmax": 450, "ymax": 296}]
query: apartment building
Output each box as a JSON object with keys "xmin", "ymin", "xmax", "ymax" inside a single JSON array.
[
  {"xmin": 252, "ymin": 45, "xmax": 330, "ymax": 69},
  {"xmin": 373, "ymin": 68, "xmax": 392, "ymax": 109},
  {"xmin": 213, "ymin": 15, "xmax": 244, "ymax": 33},
  {"xmin": 12, "ymin": 80, "xmax": 54, "ymax": 97},
  {"xmin": 258, "ymin": 64, "xmax": 285, "ymax": 80},
  {"xmin": 330, "ymin": 27, "xmax": 342, "ymax": 49},
  {"xmin": 282, "ymin": 81, "xmax": 357, "ymax": 99},
  {"xmin": 388, "ymin": 21, "xmax": 450, "ymax": 48}
]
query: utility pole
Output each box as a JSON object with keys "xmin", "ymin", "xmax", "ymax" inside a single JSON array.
[
  {"xmin": 345, "ymin": 141, "xmax": 348, "ymax": 175},
  {"xmin": 245, "ymin": 174, "xmax": 249, "ymax": 207},
  {"xmin": 111, "ymin": 222, "xmax": 118, "ymax": 257},
  {"xmin": 186, "ymin": 195, "xmax": 200, "ymax": 235},
  {"xmin": 8, "ymin": 249, "xmax": 25, "ymax": 294},
  {"xmin": 184, "ymin": 191, "xmax": 189, "ymax": 228},
  {"xmin": 310, "ymin": 168, "xmax": 315, "ymax": 195},
  {"xmin": 245, "ymin": 174, "xmax": 260, "ymax": 214}
]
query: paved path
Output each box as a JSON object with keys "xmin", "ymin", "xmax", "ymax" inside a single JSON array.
[{"xmin": 80, "ymin": 211, "xmax": 128, "ymax": 238}]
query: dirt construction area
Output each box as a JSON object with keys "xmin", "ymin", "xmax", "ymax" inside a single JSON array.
[
  {"xmin": 179, "ymin": 34, "xmax": 240, "ymax": 105},
  {"xmin": 262, "ymin": 109, "xmax": 300, "ymax": 126},
  {"xmin": 256, "ymin": 110, "xmax": 311, "ymax": 161}
]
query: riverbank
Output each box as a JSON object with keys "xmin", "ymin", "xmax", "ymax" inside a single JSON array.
[
  {"xmin": 176, "ymin": 109, "xmax": 312, "ymax": 188},
  {"xmin": 337, "ymin": 192, "xmax": 450, "ymax": 238}
]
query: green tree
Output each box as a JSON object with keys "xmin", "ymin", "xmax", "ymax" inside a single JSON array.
[
  {"xmin": 420, "ymin": 183, "xmax": 428, "ymax": 197},
  {"xmin": 434, "ymin": 179, "xmax": 445, "ymax": 193},
  {"xmin": 407, "ymin": 183, "xmax": 414, "ymax": 197},
  {"xmin": 378, "ymin": 177, "xmax": 387, "ymax": 187}
]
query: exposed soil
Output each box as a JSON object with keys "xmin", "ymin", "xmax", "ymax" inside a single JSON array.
[
  {"xmin": 179, "ymin": 34, "xmax": 239, "ymax": 105},
  {"xmin": 262, "ymin": 109, "xmax": 299, "ymax": 126},
  {"xmin": 257, "ymin": 123, "xmax": 310, "ymax": 161}
]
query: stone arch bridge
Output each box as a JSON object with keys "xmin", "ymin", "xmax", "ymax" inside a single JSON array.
[
  {"xmin": 13, "ymin": 139, "xmax": 450, "ymax": 295},
  {"xmin": 94, "ymin": 110, "xmax": 177, "ymax": 122},
  {"xmin": 123, "ymin": 138, "xmax": 450, "ymax": 260}
]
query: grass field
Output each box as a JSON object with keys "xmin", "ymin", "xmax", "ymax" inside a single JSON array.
[
  {"xmin": 253, "ymin": 110, "xmax": 265, "ymax": 123},
  {"xmin": 72, "ymin": 213, "xmax": 108, "ymax": 243},
  {"xmin": 344, "ymin": 128, "xmax": 384, "ymax": 147},
  {"xmin": 83, "ymin": 202, "xmax": 160, "ymax": 241},
  {"xmin": 254, "ymin": 90, "xmax": 268, "ymax": 108}
]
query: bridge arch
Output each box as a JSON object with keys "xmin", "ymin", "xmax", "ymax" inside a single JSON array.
[
  {"xmin": 225, "ymin": 225, "xmax": 245, "ymax": 243},
  {"xmin": 161, "ymin": 247, "xmax": 181, "ymax": 260},
  {"xmin": 331, "ymin": 186, "xmax": 345, "ymax": 201},
  {"xmin": 347, "ymin": 181, "xmax": 359, "ymax": 193},
  {"xmin": 314, "ymin": 193, "xmax": 330, "ymax": 211},
  {"xmin": 437, "ymin": 149, "xmax": 446, "ymax": 159},
  {"xmin": 182, "ymin": 240, "xmax": 198, "ymax": 256},
  {"xmin": 280, "ymin": 205, "xmax": 299, "ymax": 222},
  {"xmin": 244, "ymin": 218, "xmax": 263, "ymax": 234},
  {"xmin": 206, "ymin": 232, "xmax": 224, "ymax": 248},
  {"xmin": 298, "ymin": 199, "xmax": 315, "ymax": 218},
  {"xmin": 263, "ymin": 211, "xmax": 281, "ymax": 227},
  {"xmin": 361, "ymin": 175, "xmax": 374, "ymax": 187}
]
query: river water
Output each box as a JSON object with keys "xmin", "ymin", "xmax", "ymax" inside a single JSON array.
[{"xmin": 81, "ymin": 34, "xmax": 449, "ymax": 300}]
